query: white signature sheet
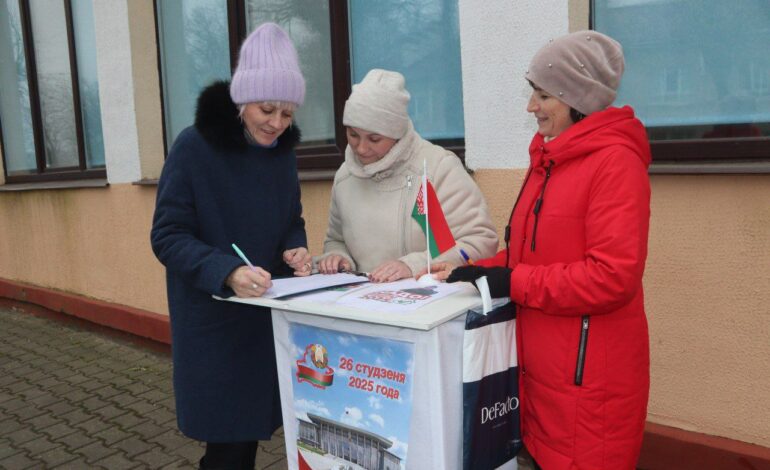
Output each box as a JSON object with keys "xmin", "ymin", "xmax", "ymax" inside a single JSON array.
[{"xmin": 263, "ymin": 273, "xmax": 370, "ymax": 299}]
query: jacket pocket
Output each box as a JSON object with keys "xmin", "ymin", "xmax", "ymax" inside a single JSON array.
[{"xmin": 574, "ymin": 315, "xmax": 590, "ymax": 386}]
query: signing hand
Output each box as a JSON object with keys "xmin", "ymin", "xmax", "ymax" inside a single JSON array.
[
  {"xmin": 283, "ymin": 247, "xmax": 312, "ymax": 277},
  {"xmin": 318, "ymin": 254, "xmax": 352, "ymax": 274},
  {"xmin": 226, "ymin": 265, "xmax": 272, "ymax": 298},
  {"xmin": 370, "ymin": 260, "xmax": 412, "ymax": 283},
  {"xmin": 414, "ymin": 262, "xmax": 456, "ymax": 282}
]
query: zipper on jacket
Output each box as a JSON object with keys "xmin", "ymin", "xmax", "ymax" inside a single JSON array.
[
  {"xmin": 574, "ymin": 315, "xmax": 590, "ymax": 386},
  {"xmin": 504, "ymin": 168, "xmax": 533, "ymax": 269},
  {"xmin": 530, "ymin": 160, "xmax": 554, "ymax": 252}
]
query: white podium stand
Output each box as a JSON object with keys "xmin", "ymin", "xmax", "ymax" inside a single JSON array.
[{"xmin": 224, "ymin": 284, "xmax": 486, "ymax": 470}]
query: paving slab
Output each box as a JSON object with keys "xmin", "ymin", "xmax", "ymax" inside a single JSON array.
[{"xmin": 0, "ymin": 303, "xmax": 289, "ymax": 469}]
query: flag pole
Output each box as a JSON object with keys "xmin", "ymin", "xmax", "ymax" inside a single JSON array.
[{"xmin": 423, "ymin": 159, "xmax": 430, "ymax": 276}]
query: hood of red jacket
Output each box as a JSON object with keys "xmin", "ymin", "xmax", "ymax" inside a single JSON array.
[{"xmin": 529, "ymin": 106, "xmax": 651, "ymax": 169}]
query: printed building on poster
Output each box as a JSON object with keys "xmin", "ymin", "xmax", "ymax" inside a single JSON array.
[{"xmin": 298, "ymin": 414, "xmax": 401, "ymax": 470}]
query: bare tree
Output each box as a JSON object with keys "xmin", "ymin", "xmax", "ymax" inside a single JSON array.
[{"xmin": 185, "ymin": 5, "xmax": 229, "ymax": 88}]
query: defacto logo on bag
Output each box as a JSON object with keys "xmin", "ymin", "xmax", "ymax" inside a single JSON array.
[{"xmin": 481, "ymin": 395, "xmax": 519, "ymax": 424}]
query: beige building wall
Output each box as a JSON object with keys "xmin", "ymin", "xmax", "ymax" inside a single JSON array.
[
  {"xmin": 644, "ymin": 174, "xmax": 770, "ymax": 447},
  {"xmin": 0, "ymin": 181, "xmax": 333, "ymax": 315},
  {"xmin": 0, "ymin": 185, "xmax": 165, "ymax": 313}
]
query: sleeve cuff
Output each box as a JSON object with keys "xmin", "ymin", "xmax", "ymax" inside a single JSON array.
[
  {"xmin": 509, "ymin": 263, "xmax": 533, "ymax": 305},
  {"xmin": 399, "ymin": 253, "xmax": 425, "ymax": 276},
  {"xmin": 212, "ymin": 257, "xmax": 246, "ymax": 297},
  {"xmin": 475, "ymin": 258, "xmax": 495, "ymax": 267},
  {"xmin": 283, "ymin": 235, "xmax": 308, "ymax": 252}
]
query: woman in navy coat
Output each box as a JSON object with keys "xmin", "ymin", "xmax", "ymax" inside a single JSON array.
[{"xmin": 151, "ymin": 23, "xmax": 310, "ymax": 469}]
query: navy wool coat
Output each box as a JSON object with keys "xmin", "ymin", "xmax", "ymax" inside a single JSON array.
[{"xmin": 150, "ymin": 81, "xmax": 306, "ymax": 442}]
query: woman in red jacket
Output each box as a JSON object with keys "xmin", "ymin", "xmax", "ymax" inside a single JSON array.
[{"xmin": 431, "ymin": 31, "xmax": 651, "ymax": 469}]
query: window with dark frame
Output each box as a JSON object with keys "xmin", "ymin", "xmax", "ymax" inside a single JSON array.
[
  {"xmin": 592, "ymin": 0, "xmax": 770, "ymax": 163},
  {"xmin": 0, "ymin": 0, "xmax": 105, "ymax": 183},
  {"xmin": 155, "ymin": 0, "xmax": 466, "ymax": 173}
]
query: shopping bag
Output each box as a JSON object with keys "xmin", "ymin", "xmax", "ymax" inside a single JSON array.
[{"xmin": 462, "ymin": 280, "xmax": 522, "ymax": 470}]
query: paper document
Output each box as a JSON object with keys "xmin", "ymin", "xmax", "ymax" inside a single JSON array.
[
  {"xmin": 285, "ymin": 282, "xmax": 370, "ymax": 303},
  {"xmin": 335, "ymin": 279, "xmax": 464, "ymax": 313},
  {"xmin": 263, "ymin": 273, "xmax": 370, "ymax": 299}
]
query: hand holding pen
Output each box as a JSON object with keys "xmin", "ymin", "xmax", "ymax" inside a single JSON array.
[
  {"xmin": 414, "ymin": 261, "xmax": 455, "ymax": 282},
  {"xmin": 316, "ymin": 254, "xmax": 370, "ymax": 278},
  {"xmin": 229, "ymin": 244, "xmax": 272, "ymax": 298},
  {"xmin": 413, "ymin": 248, "xmax": 472, "ymax": 282},
  {"xmin": 317, "ymin": 254, "xmax": 353, "ymax": 275}
]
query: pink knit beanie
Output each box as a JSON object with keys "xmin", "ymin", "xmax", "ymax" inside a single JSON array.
[
  {"xmin": 230, "ymin": 23, "xmax": 305, "ymax": 106},
  {"xmin": 526, "ymin": 30, "xmax": 624, "ymax": 115}
]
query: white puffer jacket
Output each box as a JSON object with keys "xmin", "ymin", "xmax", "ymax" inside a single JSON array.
[{"xmin": 323, "ymin": 122, "xmax": 498, "ymax": 274}]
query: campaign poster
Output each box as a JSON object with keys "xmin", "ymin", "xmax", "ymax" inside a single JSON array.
[
  {"xmin": 335, "ymin": 279, "xmax": 464, "ymax": 313},
  {"xmin": 289, "ymin": 323, "xmax": 415, "ymax": 470}
]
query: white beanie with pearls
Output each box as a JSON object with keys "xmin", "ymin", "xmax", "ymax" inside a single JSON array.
[{"xmin": 343, "ymin": 69, "xmax": 411, "ymax": 140}]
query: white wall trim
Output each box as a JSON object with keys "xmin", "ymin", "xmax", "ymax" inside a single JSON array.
[
  {"xmin": 93, "ymin": 0, "xmax": 141, "ymax": 184},
  {"xmin": 459, "ymin": 0, "xmax": 569, "ymax": 170}
]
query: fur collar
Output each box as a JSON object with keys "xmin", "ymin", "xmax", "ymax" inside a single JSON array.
[{"xmin": 194, "ymin": 81, "xmax": 301, "ymax": 154}]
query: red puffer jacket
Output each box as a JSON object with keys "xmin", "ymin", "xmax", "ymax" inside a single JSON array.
[{"xmin": 477, "ymin": 106, "xmax": 651, "ymax": 469}]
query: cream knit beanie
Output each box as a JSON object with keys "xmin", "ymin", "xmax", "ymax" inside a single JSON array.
[
  {"xmin": 343, "ymin": 69, "xmax": 411, "ymax": 139},
  {"xmin": 526, "ymin": 30, "xmax": 624, "ymax": 115}
]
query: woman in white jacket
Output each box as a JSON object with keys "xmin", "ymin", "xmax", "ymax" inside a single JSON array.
[{"xmin": 318, "ymin": 69, "xmax": 498, "ymax": 283}]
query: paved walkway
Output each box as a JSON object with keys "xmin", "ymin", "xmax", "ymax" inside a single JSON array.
[{"xmin": 0, "ymin": 302, "xmax": 288, "ymax": 469}]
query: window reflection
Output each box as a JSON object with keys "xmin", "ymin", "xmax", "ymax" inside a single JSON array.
[
  {"xmin": 29, "ymin": 0, "xmax": 79, "ymax": 169},
  {"xmin": 244, "ymin": 0, "xmax": 335, "ymax": 145},
  {"xmin": 594, "ymin": 0, "xmax": 770, "ymax": 140},
  {"xmin": 0, "ymin": 0, "xmax": 36, "ymax": 174},
  {"xmin": 156, "ymin": 0, "xmax": 231, "ymax": 146},
  {"xmin": 348, "ymin": 0, "xmax": 465, "ymax": 140}
]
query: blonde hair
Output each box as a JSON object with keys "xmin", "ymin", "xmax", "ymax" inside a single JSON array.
[{"xmin": 238, "ymin": 101, "xmax": 297, "ymax": 118}]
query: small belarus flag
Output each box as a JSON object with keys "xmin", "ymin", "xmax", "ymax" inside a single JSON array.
[{"xmin": 412, "ymin": 180, "xmax": 456, "ymax": 258}]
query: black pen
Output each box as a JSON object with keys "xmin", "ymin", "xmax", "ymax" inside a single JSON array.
[
  {"xmin": 309, "ymin": 268, "xmax": 370, "ymax": 278},
  {"xmin": 341, "ymin": 269, "xmax": 370, "ymax": 278}
]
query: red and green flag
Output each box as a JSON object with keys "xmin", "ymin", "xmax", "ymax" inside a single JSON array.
[{"xmin": 411, "ymin": 180, "xmax": 456, "ymax": 258}]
